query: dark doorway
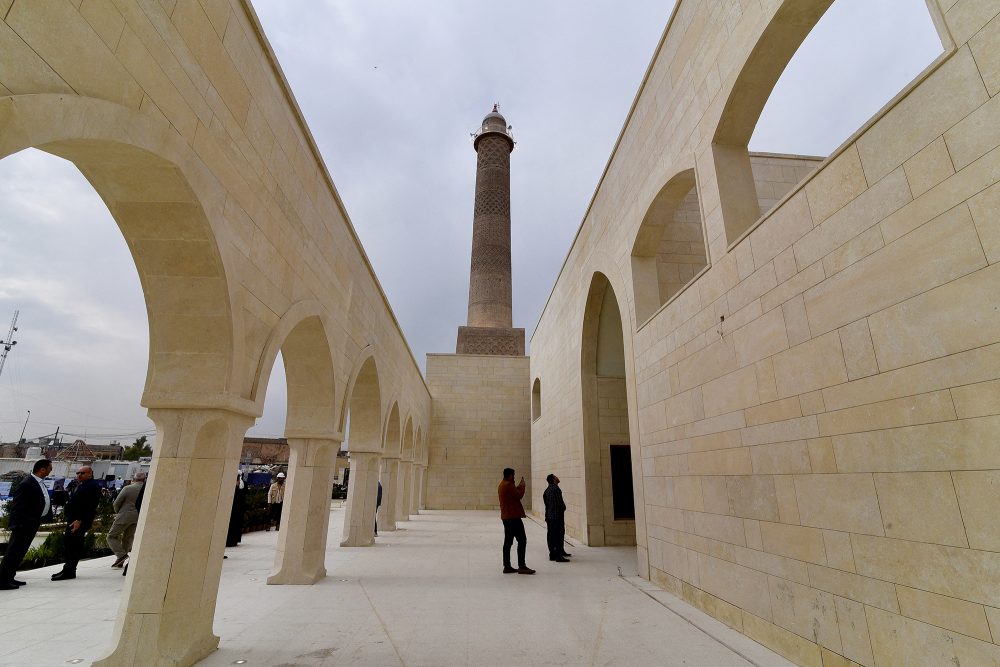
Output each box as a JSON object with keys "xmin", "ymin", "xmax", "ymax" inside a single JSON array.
[{"xmin": 609, "ymin": 445, "xmax": 635, "ymax": 520}]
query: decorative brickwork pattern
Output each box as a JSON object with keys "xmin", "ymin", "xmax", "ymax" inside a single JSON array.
[{"xmin": 456, "ymin": 326, "xmax": 525, "ymax": 356}]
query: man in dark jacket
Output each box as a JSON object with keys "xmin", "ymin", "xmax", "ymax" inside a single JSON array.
[
  {"xmin": 543, "ymin": 473, "xmax": 571, "ymax": 562},
  {"xmin": 0, "ymin": 459, "xmax": 53, "ymax": 590},
  {"xmin": 51, "ymin": 465, "xmax": 101, "ymax": 581}
]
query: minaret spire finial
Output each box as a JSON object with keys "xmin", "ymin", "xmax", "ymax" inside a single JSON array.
[{"xmin": 492, "ymin": 102, "xmax": 499, "ymax": 113}]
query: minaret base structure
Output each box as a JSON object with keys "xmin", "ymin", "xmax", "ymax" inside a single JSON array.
[{"xmin": 456, "ymin": 325, "xmax": 525, "ymax": 356}]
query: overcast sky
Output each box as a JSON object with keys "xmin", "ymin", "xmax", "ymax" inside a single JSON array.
[{"xmin": 0, "ymin": 0, "xmax": 942, "ymax": 445}]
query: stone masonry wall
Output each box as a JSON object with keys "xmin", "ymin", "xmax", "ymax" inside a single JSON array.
[
  {"xmin": 530, "ymin": 1, "xmax": 1000, "ymax": 665},
  {"xmin": 427, "ymin": 354, "xmax": 531, "ymax": 509}
]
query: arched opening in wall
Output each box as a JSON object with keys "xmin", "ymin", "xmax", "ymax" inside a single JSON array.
[
  {"xmin": 415, "ymin": 426, "xmax": 425, "ymax": 510},
  {"xmin": 245, "ymin": 310, "xmax": 335, "ymax": 549},
  {"xmin": 399, "ymin": 417, "xmax": 414, "ymax": 520},
  {"xmin": 340, "ymin": 356, "xmax": 381, "ymax": 546},
  {"xmin": 630, "ymin": 169, "xmax": 708, "ymax": 324},
  {"xmin": 713, "ymin": 0, "xmax": 945, "ymax": 244},
  {"xmin": 0, "ymin": 148, "xmax": 154, "ymax": 465},
  {"xmin": 580, "ymin": 273, "xmax": 636, "ymax": 547},
  {"xmin": 377, "ymin": 402, "xmax": 401, "ymax": 533},
  {"xmin": 531, "ymin": 378, "xmax": 542, "ymax": 421},
  {"xmin": 0, "ymin": 121, "xmax": 235, "ymax": 658}
]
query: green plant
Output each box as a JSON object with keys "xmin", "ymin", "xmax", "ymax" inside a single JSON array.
[
  {"xmin": 122, "ymin": 435, "xmax": 152, "ymax": 461},
  {"xmin": 17, "ymin": 526, "xmax": 113, "ymax": 571},
  {"xmin": 242, "ymin": 488, "xmax": 270, "ymax": 531}
]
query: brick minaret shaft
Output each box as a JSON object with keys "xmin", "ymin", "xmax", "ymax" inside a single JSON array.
[{"xmin": 456, "ymin": 106, "xmax": 525, "ymax": 356}]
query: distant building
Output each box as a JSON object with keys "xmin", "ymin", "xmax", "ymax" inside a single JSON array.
[{"xmin": 241, "ymin": 437, "xmax": 289, "ymax": 465}]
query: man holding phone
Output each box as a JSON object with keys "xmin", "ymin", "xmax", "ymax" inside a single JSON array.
[{"xmin": 498, "ymin": 468, "xmax": 534, "ymax": 575}]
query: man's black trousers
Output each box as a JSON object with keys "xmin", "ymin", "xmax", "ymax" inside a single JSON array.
[
  {"xmin": 502, "ymin": 518, "xmax": 527, "ymax": 568},
  {"xmin": 0, "ymin": 525, "xmax": 38, "ymax": 582},
  {"xmin": 546, "ymin": 518, "xmax": 566, "ymax": 558},
  {"xmin": 63, "ymin": 524, "xmax": 86, "ymax": 573}
]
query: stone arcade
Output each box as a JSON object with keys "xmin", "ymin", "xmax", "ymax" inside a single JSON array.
[{"xmin": 1, "ymin": 1, "xmax": 999, "ymax": 666}]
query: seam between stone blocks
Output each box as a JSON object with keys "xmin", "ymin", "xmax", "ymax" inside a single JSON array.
[{"xmin": 618, "ymin": 575, "xmax": 775, "ymax": 667}]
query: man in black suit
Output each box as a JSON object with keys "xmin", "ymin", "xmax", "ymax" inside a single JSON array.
[
  {"xmin": 543, "ymin": 473, "xmax": 571, "ymax": 562},
  {"xmin": 0, "ymin": 458, "xmax": 53, "ymax": 590},
  {"xmin": 51, "ymin": 465, "xmax": 101, "ymax": 581}
]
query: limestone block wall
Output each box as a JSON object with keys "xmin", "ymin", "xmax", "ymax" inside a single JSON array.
[
  {"xmin": 427, "ymin": 354, "xmax": 530, "ymax": 509},
  {"xmin": 530, "ymin": 1, "xmax": 1000, "ymax": 665}
]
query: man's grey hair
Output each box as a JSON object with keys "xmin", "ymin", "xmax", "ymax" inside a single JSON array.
[{"xmin": 133, "ymin": 471, "xmax": 148, "ymax": 482}]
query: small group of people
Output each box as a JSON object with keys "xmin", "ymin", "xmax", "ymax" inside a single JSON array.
[
  {"xmin": 497, "ymin": 468, "xmax": 571, "ymax": 575},
  {"xmin": 1, "ymin": 460, "xmax": 148, "ymax": 589}
]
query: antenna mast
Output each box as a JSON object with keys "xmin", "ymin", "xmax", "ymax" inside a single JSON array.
[{"xmin": 0, "ymin": 310, "xmax": 18, "ymax": 382}]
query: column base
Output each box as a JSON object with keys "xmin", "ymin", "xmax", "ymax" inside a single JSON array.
[
  {"xmin": 267, "ymin": 567, "xmax": 326, "ymax": 585},
  {"xmin": 92, "ymin": 616, "xmax": 219, "ymax": 667}
]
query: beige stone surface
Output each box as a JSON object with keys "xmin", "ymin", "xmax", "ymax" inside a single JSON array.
[
  {"xmin": 895, "ymin": 584, "xmax": 994, "ymax": 642},
  {"xmin": 952, "ymin": 470, "xmax": 1000, "ymax": 552},
  {"xmin": 0, "ymin": 2, "xmax": 433, "ymax": 662},
  {"xmin": 528, "ymin": 1, "xmax": 1000, "ymax": 663},
  {"xmin": 426, "ymin": 354, "xmax": 530, "ymax": 510},
  {"xmin": 873, "ymin": 472, "xmax": 968, "ymax": 547}
]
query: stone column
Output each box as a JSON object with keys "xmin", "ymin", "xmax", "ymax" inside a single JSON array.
[
  {"xmin": 409, "ymin": 465, "xmax": 423, "ymax": 515},
  {"xmin": 377, "ymin": 455, "xmax": 399, "ymax": 532},
  {"xmin": 268, "ymin": 436, "xmax": 341, "ymax": 584},
  {"xmin": 340, "ymin": 451, "xmax": 380, "ymax": 546},
  {"xmin": 417, "ymin": 464, "xmax": 428, "ymax": 510},
  {"xmin": 94, "ymin": 408, "xmax": 253, "ymax": 667},
  {"xmin": 397, "ymin": 461, "xmax": 412, "ymax": 521}
]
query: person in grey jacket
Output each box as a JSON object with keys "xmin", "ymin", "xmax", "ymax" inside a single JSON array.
[
  {"xmin": 106, "ymin": 472, "xmax": 146, "ymax": 568},
  {"xmin": 543, "ymin": 473, "xmax": 571, "ymax": 562}
]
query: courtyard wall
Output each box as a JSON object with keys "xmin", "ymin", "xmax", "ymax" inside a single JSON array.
[
  {"xmin": 530, "ymin": 1, "xmax": 1000, "ymax": 665},
  {"xmin": 427, "ymin": 354, "xmax": 530, "ymax": 510}
]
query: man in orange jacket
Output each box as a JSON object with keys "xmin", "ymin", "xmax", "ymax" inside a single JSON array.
[{"xmin": 498, "ymin": 468, "xmax": 535, "ymax": 575}]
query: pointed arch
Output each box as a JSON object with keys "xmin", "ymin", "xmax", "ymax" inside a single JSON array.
[
  {"xmin": 711, "ymin": 1, "xmax": 835, "ymax": 243},
  {"xmin": 251, "ymin": 301, "xmax": 337, "ymax": 435},
  {"xmin": 340, "ymin": 351, "xmax": 382, "ymax": 452},
  {"xmin": 0, "ymin": 94, "xmax": 237, "ymax": 404},
  {"xmin": 383, "ymin": 402, "xmax": 401, "ymax": 455},
  {"xmin": 531, "ymin": 378, "xmax": 542, "ymax": 421},
  {"xmin": 401, "ymin": 415, "xmax": 414, "ymax": 460},
  {"xmin": 580, "ymin": 272, "xmax": 637, "ymax": 546},
  {"xmin": 630, "ymin": 167, "xmax": 708, "ymax": 324}
]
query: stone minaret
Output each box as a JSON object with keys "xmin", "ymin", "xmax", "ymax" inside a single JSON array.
[{"xmin": 456, "ymin": 105, "xmax": 525, "ymax": 356}]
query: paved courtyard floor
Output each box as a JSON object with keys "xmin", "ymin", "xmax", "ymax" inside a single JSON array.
[{"xmin": 0, "ymin": 508, "xmax": 792, "ymax": 666}]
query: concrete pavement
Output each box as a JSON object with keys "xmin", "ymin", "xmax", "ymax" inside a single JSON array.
[{"xmin": 0, "ymin": 508, "xmax": 792, "ymax": 666}]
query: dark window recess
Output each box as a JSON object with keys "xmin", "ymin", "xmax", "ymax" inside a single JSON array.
[{"xmin": 609, "ymin": 444, "xmax": 635, "ymax": 520}]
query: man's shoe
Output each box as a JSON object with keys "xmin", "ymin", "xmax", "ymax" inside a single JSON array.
[
  {"xmin": 11, "ymin": 579, "xmax": 25, "ymax": 586},
  {"xmin": 551, "ymin": 556, "xmax": 569, "ymax": 562},
  {"xmin": 112, "ymin": 555, "xmax": 128, "ymax": 568},
  {"xmin": 561, "ymin": 553, "xmax": 572, "ymax": 558},
  {"xmin": 517, "ymin": 567, "xmax": 536, "ymax": 575},
  {"xmin": 51, "ymin": 571, "xmax": 76, "ymax": 581},
  {"xmin": 502, "ymin": 566, "xmax": 518, "ymax": 574},
  {"xmin": 0, "ymin": 581, "xmax": 19, "ymax": 590}
]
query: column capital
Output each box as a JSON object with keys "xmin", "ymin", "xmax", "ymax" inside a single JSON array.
[
  {"xmin": 142, "ymin": 392, "xmax": 260, "ymax": 418},
  {"xmin": 146, "ymin": 407, "xmax": 255, "ymax": 459},
  {"xmin": 285, "ymin": 429, "xmax": 344, "ymax": 442},
  {"xmin": 285, "ymin": 438, "xmax": 341, "ymax": 468}
]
